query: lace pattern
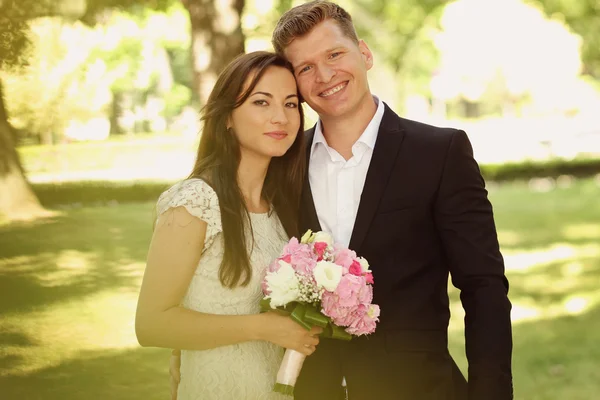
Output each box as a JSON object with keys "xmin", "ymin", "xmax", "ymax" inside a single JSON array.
[{"xmin": 156, "ymin": 178, "xmax": 290, "ymax": 400}]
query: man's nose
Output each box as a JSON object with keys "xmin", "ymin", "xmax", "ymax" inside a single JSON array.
[{"xmin": 315, "ymin": 64, "xmax": 336, "ymax": 84}]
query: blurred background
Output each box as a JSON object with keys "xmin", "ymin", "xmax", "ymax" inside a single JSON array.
[{"xmin": 0, "ymin": 0, "xmax": 599, "ymax": 398}]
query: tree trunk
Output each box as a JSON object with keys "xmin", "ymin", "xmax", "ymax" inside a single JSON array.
[
  {"xmin": 182, "ymin": 0, "xmax": 245, "ymax": 104},
  {"xmin": 0, "ymin": 78, "xmax": 46, "ymax": 221}
]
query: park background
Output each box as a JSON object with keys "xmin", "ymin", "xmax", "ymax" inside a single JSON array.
[{"xmin": 0, "ymin": 0, "xmax": 599, "ymax": 399}]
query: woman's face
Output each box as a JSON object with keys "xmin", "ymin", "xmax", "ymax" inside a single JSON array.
[{"xmin": 228, "ymin": 66, "xmax": 301, "ymax": 161}]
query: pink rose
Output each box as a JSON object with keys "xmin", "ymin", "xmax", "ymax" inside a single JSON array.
[
  {"xmin": 313, "ymin": 242, "xmax": 328, "ymax": 261},
  {"xmin": 280, "ymin": 254, "xmax": 292, "ymax": 264},
  {"xmin": 348, "ymin": 261, "xmax": 362, "ymax": 276},
  {"xmin": 365, "ymin": 272, "xmax": 374, "ymax": 285}
]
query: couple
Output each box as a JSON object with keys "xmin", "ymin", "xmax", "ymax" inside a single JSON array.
[{"xmin": 135, "ymin": 1, "xmax": 513, "ymax": 399}]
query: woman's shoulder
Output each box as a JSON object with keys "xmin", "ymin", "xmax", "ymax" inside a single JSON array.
[{"xmin": 156, "ymin": 178, "xmax": 221, "ymax": 223}]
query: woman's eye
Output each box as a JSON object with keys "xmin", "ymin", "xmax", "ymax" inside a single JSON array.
[
  {"xmin": 286, "ymin": 102, "xmax": 298, "ymax": 108},
  {"xmin": 253, "ymin": 99, "xmax": 268, "ymax": 106}
]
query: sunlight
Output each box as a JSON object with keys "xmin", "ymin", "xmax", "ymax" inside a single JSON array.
[
  {"xmin": 435, "ymin": 0, "xmax": 583, "ymax": 107},
  {"xmin": 36, "ymin": 250, "xmax": 96, "ymax": 287},
  {"xmin": 503, "ymin": 243, "xmax": 600, "ymax": 272},
  {"xmin": 562, "ymin": 224, "xmax": 600, "ymax": 240},
  {"xmin": 564, "ymin": 296, "xmax": 589, "ymax": 314}
]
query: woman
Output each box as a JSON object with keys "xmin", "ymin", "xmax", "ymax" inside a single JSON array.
[{"xmin": 135, "ymin": 51, "xmax": 322, "ymax": 399}]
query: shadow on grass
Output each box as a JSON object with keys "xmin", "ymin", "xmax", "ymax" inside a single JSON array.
[
  {"xmin": 0, "ymin": 203, "xmax": 156, "ymax": 315},
  {"xmin": 0, "ymin": 347, "xmax": 171, "ymax": 400}
]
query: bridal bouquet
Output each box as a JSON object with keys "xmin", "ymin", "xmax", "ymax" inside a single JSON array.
[{"xmin": 260, "ymin": 230, "xmax": 380, "ymax": 396}]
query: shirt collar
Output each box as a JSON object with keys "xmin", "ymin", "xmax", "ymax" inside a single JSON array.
[{"xmin": 310, "ymin": 96, "xmax": 385, "ymax": 160}]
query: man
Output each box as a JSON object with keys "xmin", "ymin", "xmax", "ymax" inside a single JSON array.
[
  {"xmin": 273, "ymin": 2, "xmax": 512, "ymax": 399},
  {"xmin": 172, "ymin": 1, "xmax": 513, "ymax": 398}
]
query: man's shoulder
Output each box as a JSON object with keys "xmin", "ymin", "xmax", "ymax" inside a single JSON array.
[
  {"xmin": 393, "ymin": 113, "xmax": 458, "ymax": 138},
  {"xmin": 380, "ymin": 103, "xmax": 456, "ymax": 135}
]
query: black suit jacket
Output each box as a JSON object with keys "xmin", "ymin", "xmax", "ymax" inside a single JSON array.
[{"xmin": 296, "ymin": 105, "xmax": 513, "ymax": 400}]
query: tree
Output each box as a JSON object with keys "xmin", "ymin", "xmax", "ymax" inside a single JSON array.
[
  {"xmin": 350, "ymin": 0, "xmax": 450, "ymax": 108},
  {"xmin": 0, "ymin": 0, "xmax": 246, "ymax": 220},
  {"xmin": 181, "ymin": 0, "xmax": 245, "ymax": 103},
  {"xmin": 529, "ymin": 0, "xmax": 600, "ymax": 78},
  {"xmin": 0, "ymin": 0, "xmax": 86, "ymax": 220}
]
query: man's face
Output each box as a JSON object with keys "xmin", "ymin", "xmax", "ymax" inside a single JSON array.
[{"xmin": 283, "ymin": 19, "xmax": 374, "ymax": 122}]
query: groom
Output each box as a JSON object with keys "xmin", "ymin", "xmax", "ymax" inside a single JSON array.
[
  {"xmin": 273, "ymin": 1, "xmax": 512, "ymax": 399},
  {"xmin": 171, "ymin": 1, "xmax": 513, "ymax": 398}
]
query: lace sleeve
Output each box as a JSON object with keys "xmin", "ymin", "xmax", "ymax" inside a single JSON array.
[{"xmin": 156, "ymin": 178, "xmax": 223, "ymax": 252}]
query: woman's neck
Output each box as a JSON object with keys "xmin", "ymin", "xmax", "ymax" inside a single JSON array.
[{"xmin": 237, "ymin": 152, "xmax": 270, "ymax": 213}]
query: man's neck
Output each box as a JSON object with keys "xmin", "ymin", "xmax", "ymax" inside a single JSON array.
[{"xmin": 320, "ymin": 95, "xmax": 377, "ymax": 160}]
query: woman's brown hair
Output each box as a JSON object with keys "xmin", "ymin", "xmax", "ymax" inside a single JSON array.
[{"xmin": 189, "ymin": 51, "xmax": 305, "ymax": 288}]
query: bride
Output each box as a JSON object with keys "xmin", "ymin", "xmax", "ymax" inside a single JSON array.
[{"xmin": 135, "ymin": 51, "xmax": 322, "ymax": 400}]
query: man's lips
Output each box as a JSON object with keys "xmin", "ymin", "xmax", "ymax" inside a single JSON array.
[{"xmin": 319, "ymin": 81, "xmax": 348, "ymax": 97}]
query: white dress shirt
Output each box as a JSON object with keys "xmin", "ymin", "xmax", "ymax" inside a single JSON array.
[{"xmin": 308, "ymin": 97, "xmax": 385, "ymax": 248}]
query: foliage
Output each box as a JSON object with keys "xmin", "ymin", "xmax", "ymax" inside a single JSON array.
[
  {"xmin": 0, "ymin": 0, "xmax": 87, "ymax": 69},
  {"xmin": 528, "ymin": 0, "xmax": 600, "ymax": 78},
  {"xmin": 351, "ymin": 0, "xmax": 449, "ymax": 100},
  {"xmin": 480, "ymin": 157, "xmax": 600, "ymax": 182},
  {"xmin": 3, "ymin": 4, "xmax": 192, "ymax": 141},
  {"xmin": 32, "ymin": 180, "xmax": 171, "ymax": 206},
  {"xmin": 163, "ymin": 83, "xmax": 193, "ymax": 118},
  {"xmin": 2, "ymin": 18, "xmax": 110, "ymax": 143}
]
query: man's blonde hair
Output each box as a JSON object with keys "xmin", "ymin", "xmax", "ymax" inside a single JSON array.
[{"xmin": 272, "ymin": 1, "xmax": 359, "ymax": 55}]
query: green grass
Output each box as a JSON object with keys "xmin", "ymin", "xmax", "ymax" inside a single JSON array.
[
  {"xmin": 1, "ymin": 178, "xmax": 600, "ymax": 399},
  {"xmin": 18, "ymin": 134, "xmax": 198, "ymax": 174},
  {"xmin": 448, "ymin": 178, "xmax": 600, "ymax": 399}
]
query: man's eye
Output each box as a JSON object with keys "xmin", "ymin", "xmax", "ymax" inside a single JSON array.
[
  {"xmin": 330, "ymin": 52, "xmax": 341, "ymax": 58},
  {"xmin": 299, "ymin": 65, "xmax": 312, "ymax": 74}
]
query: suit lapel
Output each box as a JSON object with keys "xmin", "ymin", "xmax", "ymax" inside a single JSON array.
[
  {"xmin": 300, "ymin": 127, "xmax": 322, "ymax": 233},
  {"xmin": 349, "ymin": 105, "xmax": 405, "ymax": 251}
]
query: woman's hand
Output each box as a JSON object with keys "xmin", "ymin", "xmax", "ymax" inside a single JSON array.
[{"xmin": 258, "ymin": 312, "xmax": 323, "ymax": 356}]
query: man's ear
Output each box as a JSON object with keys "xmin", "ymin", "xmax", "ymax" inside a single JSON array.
[{"xmin": 358, "ymin": 39, "xmax": 374, "ymax": 71}]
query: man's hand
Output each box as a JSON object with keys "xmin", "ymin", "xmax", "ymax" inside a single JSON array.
[{"xmin": 170, "ymin": 349, "xmax": 181, "ymax": 400}]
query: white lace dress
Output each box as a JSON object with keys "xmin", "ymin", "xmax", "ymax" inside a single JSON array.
[{"xmin": 156, "ymin": 178, "xmax": 290, "ymax": 400}]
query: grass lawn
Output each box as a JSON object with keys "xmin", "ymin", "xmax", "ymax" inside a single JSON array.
[{"xmin": 1, "ymin": 178, "xmax": 599, "ymax": 399}]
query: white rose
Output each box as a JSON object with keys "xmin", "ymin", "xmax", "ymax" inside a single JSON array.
[
  {"xmin": 313, "ymin": 261, "xmax": 343, "ymax": 292},
  {"xmin": 266, "ymin": 261, "xmax": 300, "ymax": 307},
  {"xmin": 358, "ymin": 257, "xmax": 371, "ymax": 273},
  {"xmin": 300, "ymin": 229, "xmax": 315, "ymax": 244},
  {"xmin": 313, "ymin": 231, "xmax": 334, "ymax": 247}
]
